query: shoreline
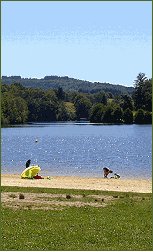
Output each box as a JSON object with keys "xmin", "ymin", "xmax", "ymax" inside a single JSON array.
[{"xmin": 1, "ymin": 174, "xmax": 152, "ymax": 193}]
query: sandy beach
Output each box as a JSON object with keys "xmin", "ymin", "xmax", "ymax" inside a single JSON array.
[{"xmin": 1, "ymin": 174, "xmax": 152, "ymax": 193}]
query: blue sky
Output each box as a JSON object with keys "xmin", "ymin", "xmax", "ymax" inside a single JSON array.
[{"xmin": 1, "ymin": 1, "xmax": 152, "ymax": 87}]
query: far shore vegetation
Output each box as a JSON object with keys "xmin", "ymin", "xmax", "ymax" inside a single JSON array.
[
  {"xmin": 1, "ymin": 72, "xmax": 152, "ymax": 126},
  {"xmin": 1, "ymin": 186, "xmax": 152, "ymax": 250}
]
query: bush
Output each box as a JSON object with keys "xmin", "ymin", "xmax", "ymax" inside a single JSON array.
[
  {"xmin": 144, "ymin": 111, "xmax": 152, "ymax": 124},
  {"xmin": 134, "ymin": 109, "xmax": 145, "ymax": 124},
  {"xmin": 1, "ymin": 114, "xmax": 10, "ymax": 126},
  {"xmin": 56, "ymin": 101, "xmax": 69, "ymax": 121},
  {"xmin": 123, "ymin": 108, "xmax": 133, "ymax": 124},
  {"xmin": 19, "ymin": 193, "xmax": 24, "ymax": 199},
  {"xmin": 90, "ymin": 103, "xmax": 105, "ymax": 123},
  {"xmin": 75, "ymin": 97, "xmax": 92, "ymax": 120},
  {"xmin": 112, "ymin": 106, "xmax": 123, "ymax": 123},
  {"xmin": 102, "ymin": 106, "xmax": 113, "ymax": 123},
  {"xmin": 66, "ymin": 194, "xmax": 71, "ymax": 199}
]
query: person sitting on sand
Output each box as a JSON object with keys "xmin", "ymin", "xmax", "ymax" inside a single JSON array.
[
  {"xmin": 103, "ymin": 167, "xmax": 113, "ymax": 178},
  {"xmin": 26, "ymin": 159, "xmax": 31, "ymax": 168}
]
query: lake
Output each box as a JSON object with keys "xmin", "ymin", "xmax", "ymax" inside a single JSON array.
[{"xmin": 1, "ymin": 122, "xmax": 152, "ymax": 180}]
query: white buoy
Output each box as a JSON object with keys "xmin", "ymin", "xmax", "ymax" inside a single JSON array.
[{"xmin": 35, "ymin": 139, "xmax": 38, "ymax": 143}]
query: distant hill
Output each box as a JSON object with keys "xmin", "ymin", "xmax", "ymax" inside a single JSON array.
[{"xmin": 1, "ymin": 75, "xmax": 134, "ymax": 96}]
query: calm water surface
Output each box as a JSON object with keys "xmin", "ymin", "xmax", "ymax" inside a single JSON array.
[{"xmin": 1, "ymin": 122, "xmax": 152, "ymax": 179}]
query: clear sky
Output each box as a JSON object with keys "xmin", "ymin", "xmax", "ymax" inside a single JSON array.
[{"xmin": 1, "ymin": 1, "xmax": 152, "ymax": 87}]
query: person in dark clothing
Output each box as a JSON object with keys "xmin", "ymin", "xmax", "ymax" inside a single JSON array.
[{"xmin": 26, "ymin": 159, "xmax": 31, "ymax": 168}]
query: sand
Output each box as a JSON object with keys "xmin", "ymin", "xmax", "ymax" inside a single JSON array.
[{"xmin": 1, "ymin": 174, "xmax": 152, "ymax": 193}]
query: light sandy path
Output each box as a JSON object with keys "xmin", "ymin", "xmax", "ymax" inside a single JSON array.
[{"xmin": 1, "ymin": 174, "xmax": 152, "ymax": 193}]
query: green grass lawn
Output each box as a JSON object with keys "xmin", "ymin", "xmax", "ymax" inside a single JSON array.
[{"xmin": 1, "ymin": 186, "xmax": 152, "ymax": 250}]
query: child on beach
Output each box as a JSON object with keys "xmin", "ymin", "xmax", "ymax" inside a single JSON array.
[{"xmin": 103, "ymin": 167, "xmax": 113, "ymax": 178}]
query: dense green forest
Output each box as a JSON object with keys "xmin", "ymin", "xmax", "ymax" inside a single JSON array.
[
  {"xmin": 1, "ymin": 72, "xmax": 152, "ymax": 126},
  {"xmin": 1, "ymin": 75, "xmax": 133, "ymax": 96}
]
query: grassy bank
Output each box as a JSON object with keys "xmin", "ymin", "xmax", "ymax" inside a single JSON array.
[{"xmin": 1, "ymin": 186, "xmax": 152, "ymax": 250}]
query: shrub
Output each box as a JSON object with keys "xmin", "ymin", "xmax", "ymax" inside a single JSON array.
[
  {"xmin": 144, "ymin": 111, "xmax": 152, "ymax": 124},
  {"xmin": 102, "ymin": 106, "xmax": 113, "ymax": 123},
  {"xmin": 134, "ymin": 109, "xmax": 145, "ymax": 124},
  {"xmin": 112, "ymin": 106, "xmax": 123, "ymax": 123},
  {"xmin": 19, "ymin": 193, "xmax": 24, "ymax": 199},
  {"xmin": 66, "ymin": 194, "xmax": 71, "ymax": 199},
  {"xmin": 123, "ymin": 108, "xmax": 133, "ymax": 124},
  {"xmin": 1, "ymin": 115, "xmax": 10, "ymax": 126},
  {"xmin": 9, "ymin": 194, "xmax": 17, "ymax": 198},
  {"xmin": 90, "ymin": 103, "xmax": 105, "ymax": 123}
]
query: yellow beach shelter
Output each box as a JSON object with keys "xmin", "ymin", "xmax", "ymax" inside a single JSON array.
[{"xmin": 21, "ymin": 165, "xmax": 40, "ymax": 179}]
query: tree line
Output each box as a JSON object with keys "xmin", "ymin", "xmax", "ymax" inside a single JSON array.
[
  {"xmin": 1, "ymin": 72, "xmax": 152, "ymax": 126},
  {"xmin": 1, "ymin": 75, "xmax": 133, "ymax": 97}
]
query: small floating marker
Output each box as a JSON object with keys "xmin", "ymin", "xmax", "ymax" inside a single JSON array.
[{"xmin": 35, "ymin": 139, "xmax": 38, "ymax": 143}]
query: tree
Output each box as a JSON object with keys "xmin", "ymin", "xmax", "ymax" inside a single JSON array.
[
  {"xmin": 27, "ymin": 101, "xmax": 39, "ymax": 122},
  {"xmin": 123, "ymin": 108, "xmax": 133, "ymax": 124},
  {"xmin": 90, "ymin": 103, "xmax": 105, "ymax": 123},
  {"xmin": 144, "ymin": 111, "xmax": 152, "ymax": 124},
  {"xmin": 55, "ymin": 86, "xmax": 65, "ymax": 101},
  {"xmin": 133, "ymin": 72, "xmax": 147, "ymax": 110},
  {"xmin": 75, "ymin": 97, "xmax": 92, "ymax": 120},
  {"xmin": 14, "ymin": 97, "xmax": 29, "ymax": 123},
  {"xmin": 134, "ymin": 109, "xmax": 145, "ymax": 124},
  {"xmin": 69, "ymin": 91, "xmax": 79, "ymax": 103},
  {"xmin": 106, "ymin": 92, "xmax": 114, "ymax": 99},
  {"xmin": 94, "ymin": 91, "xmax": 107, "ymax": 105},
  {"xmin": 120, "ymin": 95, "xmax": 133, "ymax": 111},
  {"xmin": 57, "ymin": 101, "xmax": 69, "ymax": 121},
  {"xmin": 102, "ymin": 105, "xmax": 113, "ymax": 123},
  {"xmin": 26, "ymin": 89, "xmax": 58, "ymax": 122},
  {"xmin": 1, "ymin": 83, "xmax": 10, "ymax": 94},
  {"xmin": 65, "ymin": 103, "xmax": 77, "ymax": 121},
  {"xmin": 73, "ymin": 93, "xmax": 85, "ymax": 105},
  {"xmin": 113, "ymin": 106, "xmax": 123, "ymax": 123},
  {"xmin": 37, "ymin": 99, "xmax": 57, "ymax": 122},
  {"xmin": 142, "ymin": 78, "xmax": 152, "ymax": 112},
  {"xmin": 9, "ymin": 82, "xmax": 28, "ymax": 99},
  {"xmin": 42, "ymin": 89, "xmax": 58, "ymax": 103},
  {"xmin": 1, "ymin": 95, "xmax": 28, "ymax": 125},
  {"xmin": 1, "ymin": 95, "xmax": 10, "ymax": 125}
]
